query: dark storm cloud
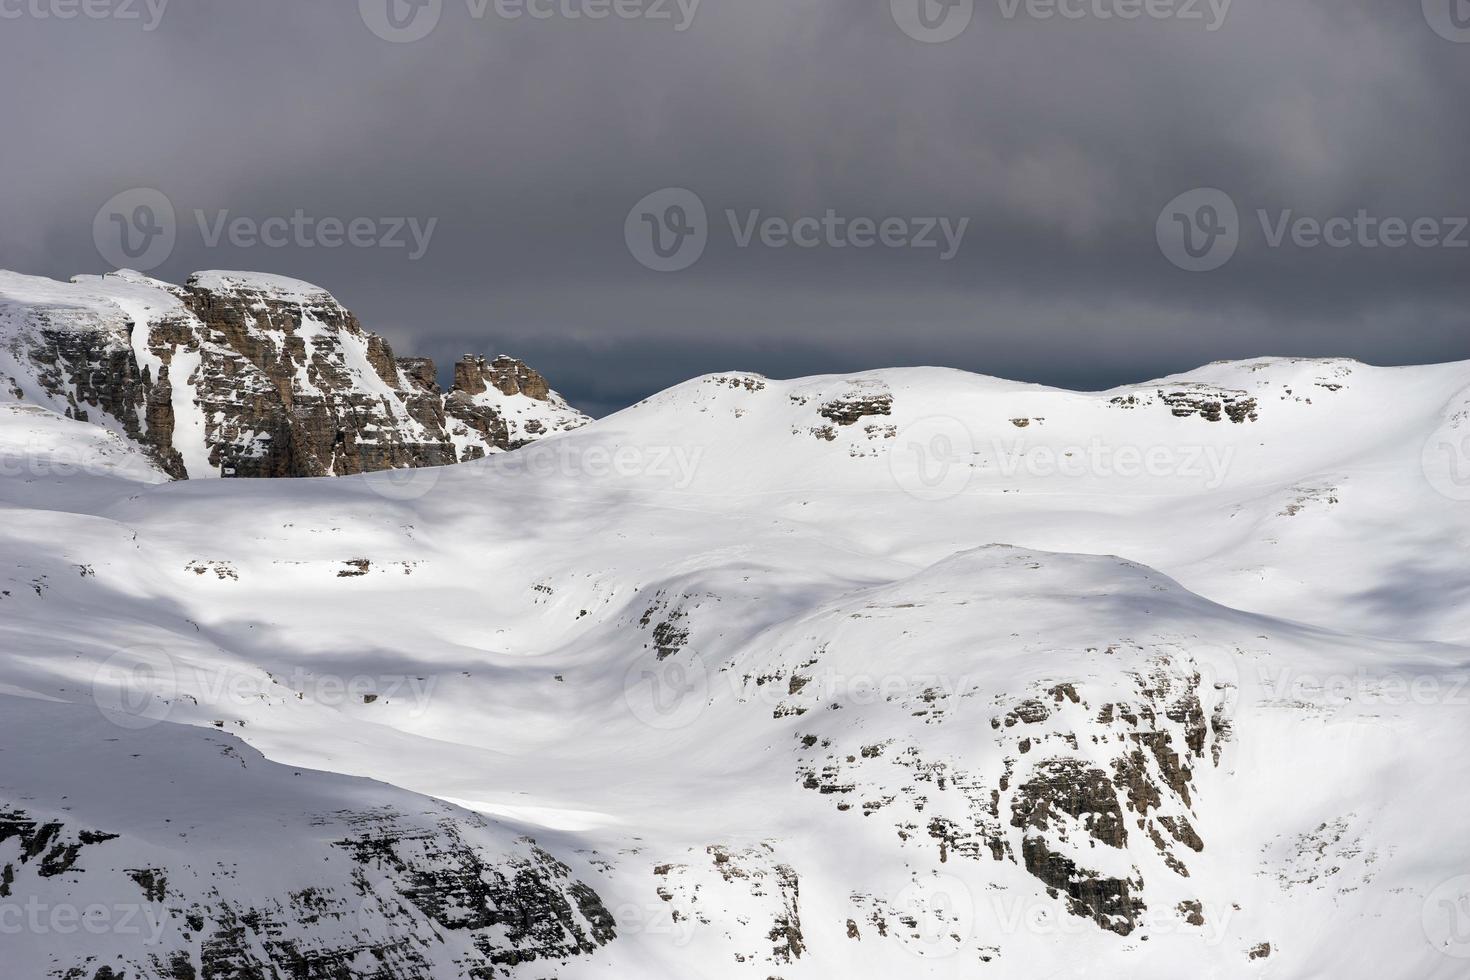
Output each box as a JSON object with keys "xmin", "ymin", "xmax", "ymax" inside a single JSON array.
[{"xmin": 2, "ymin": 0, "xmax": 1468, "ymax": 413}]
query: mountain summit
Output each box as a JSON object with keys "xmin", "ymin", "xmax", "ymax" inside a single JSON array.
[{"xmin": 0, "ymin": 269, "xmax": 587, "ymax": 479}]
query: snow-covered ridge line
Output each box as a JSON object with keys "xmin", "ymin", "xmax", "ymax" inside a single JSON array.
[
  {"xmin": 0, "ymin": 268, "xmax": 589, "ymax": 480},
  {"xmin": 2, "ymin": 344, "xmax": 1469, "ymax": 978}
]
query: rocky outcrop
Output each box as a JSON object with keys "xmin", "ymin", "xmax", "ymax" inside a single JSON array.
[
  {"xmin": 0, "ymin": 269, "xmax": 589, "ymax": 480},
  {"xmin": 790, "ymin": 638, "xmax": 1230, "ymax": 940},
  {"xmin": 1109, "ymin": 384, "xmax": 1260, "ymax": 424},
  {"xmin": 0, "ymin": 693, "xmax": 619, "ymax": 980},
  {"xmin": 443, "ymin": 354, "xmax": 587, "ymax": 458}
]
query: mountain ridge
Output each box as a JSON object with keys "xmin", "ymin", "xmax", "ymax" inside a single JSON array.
[
  {"xmin": 2, "ymin": 287, "xmax": 1469, "ymax": 976},
  {"xmin": 0, "ymin": 268, "xmax": 589, "ymax": 480}
]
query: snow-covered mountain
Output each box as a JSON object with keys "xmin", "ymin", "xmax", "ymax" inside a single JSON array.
[
  {"xmin": 2, "ymin": 354, "xmax": 1469, "ymax": 978},
  {"xmin": 0, "ymin": 269, "xmax": 588, "ymax": 480}
]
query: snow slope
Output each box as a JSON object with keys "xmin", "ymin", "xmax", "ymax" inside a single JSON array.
[{"xmin": 1, "ymin": 356, "xmax": 1468, "ymax": 978}]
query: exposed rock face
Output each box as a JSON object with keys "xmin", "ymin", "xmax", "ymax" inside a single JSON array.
[
  {"xmin": 1109, "ymin": 385, "xmax": 1260, "ymax": 424},
  {"xmin": 453, "ymin": 354, "xmax": 551, "ymax": 401},
  {"xmin": 651, "ymin": 843, "xmax": 806, "ymax": 968},
  {"xmin": 776, "ymin": 551, "xmax": 1236, "ymax": 949},
  {"xmin": 0, "ymin": 699, "xmax": 617, "ymax": 980},
  {"xmin": 4, "ymin": 802, "xmax": 615, "ymax": 980},
  {"xmin": 444, "ymin": 355, "xmax": 586, "ymax": 459},
  {"xmin": 0, "ymin": 269, "xmax": 589, "ymax": 480}
]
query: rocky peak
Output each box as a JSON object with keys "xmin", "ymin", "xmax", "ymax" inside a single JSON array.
[
  {"xmin": 0, "ymin": 269, "xmax": 590, "ymax": 480},
  {"xmin": 443, "ymin": 354, "xmax": 587, "ymax": 458},
  {"xmin": 454, "ymin": 354, "xmax": 554, "ymax": 401},
  {"xmin": 397, "ymin": 357, "xmax": 440, "ymax": 394}
]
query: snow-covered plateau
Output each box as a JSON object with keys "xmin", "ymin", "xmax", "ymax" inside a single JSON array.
[{"xmin": 2, "ymin": 296, "xmax": 1469, "ymax": 978}]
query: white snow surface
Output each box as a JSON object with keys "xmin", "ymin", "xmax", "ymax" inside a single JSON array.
[
  {"xmin": 1, "ymin": 357, "xmax": 1469, "ymax": 978},
  {"xmin": 187, "ymin": 269, "xmax": 335, "ymax": 304}
]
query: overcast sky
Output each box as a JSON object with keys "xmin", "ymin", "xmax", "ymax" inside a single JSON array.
[{"xmin": 2, "ymin": 0, "xmax": 1468, "ymax": 415}]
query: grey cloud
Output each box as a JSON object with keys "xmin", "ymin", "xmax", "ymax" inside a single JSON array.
[{"xmin": 1, "ymin": 0, "xmax": 1466, "ymax": 414}]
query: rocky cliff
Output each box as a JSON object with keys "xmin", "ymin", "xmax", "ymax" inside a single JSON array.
[{"xmin": 0, "ymin": 269, "xmax": 588, "ymax": 480}]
